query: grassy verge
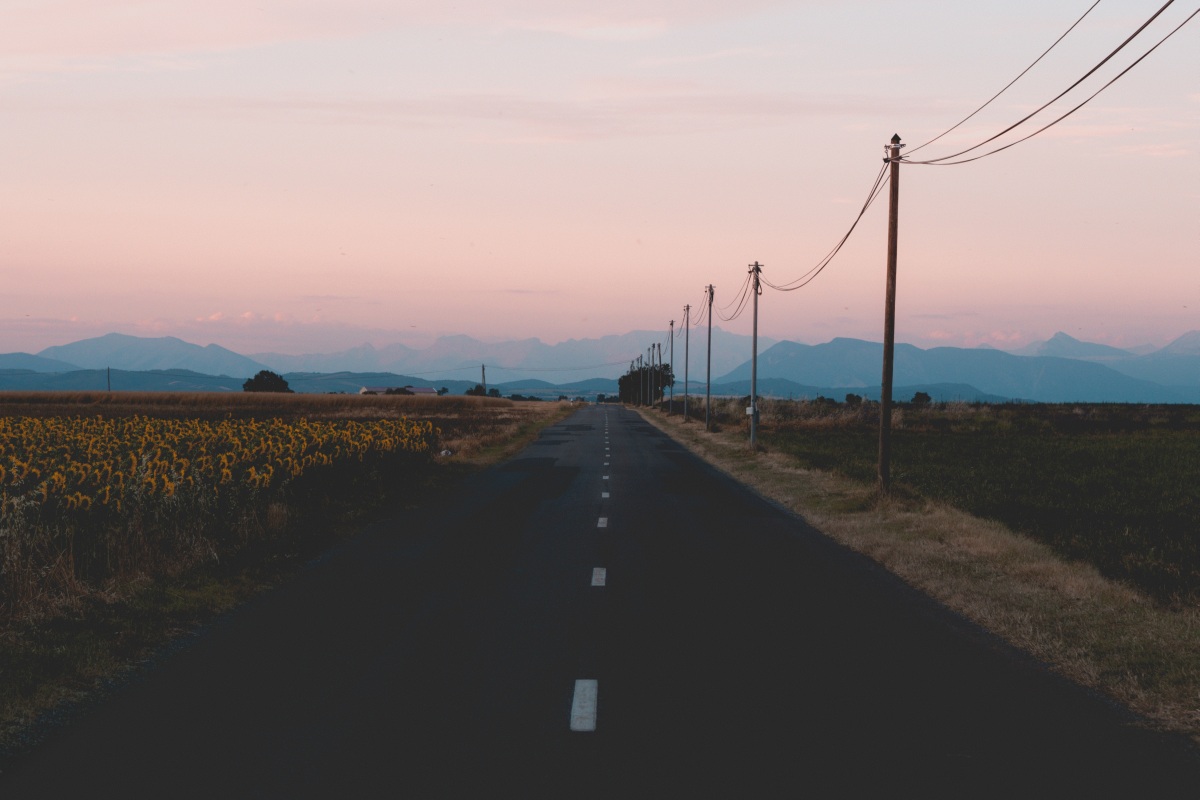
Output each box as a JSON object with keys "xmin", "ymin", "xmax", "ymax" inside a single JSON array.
[
  {"xmin": 0, "ymin": 398, "xmax": 575, "ymax": 756},
  {"xmin": 638, "ymin": 406, "xmax": 1200, "ymax": 742}
]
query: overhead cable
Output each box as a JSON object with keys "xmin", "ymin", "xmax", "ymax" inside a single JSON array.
[
  {"xmin": 907, "ymin": 0, "xmax": 1183, "ymax": 165},
  {"xmin": 906, "ymin": 5, "xmax": 1199, "ymax": 166},
  {"xmin": 906, "ymin": 0, "xmax": 1104, "ymax": 157},
  {"xmin": 761, "ymin": 163, "xmax": 890, "ymax": 293},
  {"xmin": 717, "ymin": 273, "xmax": 753, "ymax": 322}
]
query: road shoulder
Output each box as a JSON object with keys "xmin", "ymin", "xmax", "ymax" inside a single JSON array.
[{"xmin": 638, "ymin": 406, "xmax": 1200, "ymax": 746}]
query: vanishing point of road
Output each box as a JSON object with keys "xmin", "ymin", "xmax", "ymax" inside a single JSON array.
[{"xmin": 4, "ymin": 404, "xmax": 1199, "ymax": 797}]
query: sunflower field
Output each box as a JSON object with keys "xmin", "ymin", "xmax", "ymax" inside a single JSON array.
[{"xmin": 0, "ymin": 414, "xmax": 437, "ymax": 616}]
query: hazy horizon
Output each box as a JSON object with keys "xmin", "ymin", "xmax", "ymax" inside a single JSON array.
[
  {"xmin": 3, "ymin": 2, "xmax": 1196, "ymax": 357},
  {"xmin": 15, "ymin": 324, "xmax": 1199, "ymax": 361}
]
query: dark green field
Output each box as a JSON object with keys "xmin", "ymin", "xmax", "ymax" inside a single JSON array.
[{"xmin": 728, "ymin": 401, "xmax": 1200, "ymax": 605}]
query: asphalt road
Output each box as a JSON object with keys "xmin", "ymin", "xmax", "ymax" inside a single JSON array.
[{"xmin": 4, "ymin": 404, "xmax": 1199, "ymax": 798}]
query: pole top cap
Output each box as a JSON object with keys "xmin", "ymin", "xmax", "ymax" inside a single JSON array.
[{"xmin": 891, "ymin": 133, "xmax": 902, "ymax": 144}]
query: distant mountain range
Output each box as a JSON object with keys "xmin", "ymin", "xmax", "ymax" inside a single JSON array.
[
  {"xmin": 36, "ymin": 333, "xmax": 271, "ymax": 377},
  {"xmin": 3, "ymin": 329, "xmax": 767, "ymax": 384},
  {"xmin": 2, "ymin": 330, "xmax": 1199, "ymax": 403},
  {"xmin": 248, "ymin": 328, "xmax": 767, "ymax": 384},
  {"xmin": 715, "ymin": 334, "xmax": 1200, "ymax": 403}
]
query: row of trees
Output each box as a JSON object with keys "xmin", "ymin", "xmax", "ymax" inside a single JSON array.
[{"xmin": 617, "ymin": 363, "xmax": 674, "ymax": 405}]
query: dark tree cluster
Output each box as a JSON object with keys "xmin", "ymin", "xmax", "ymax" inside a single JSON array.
[
  {"xmin": 464, "ymin": 384, "xmax": 501, "ymax": 398},
  {"xmin": 243, "ymin": 370, "xmax": 293, "ymax": 393}
]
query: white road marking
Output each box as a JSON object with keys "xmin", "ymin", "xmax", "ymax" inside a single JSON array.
[
  {"xmin": 570, "ymin": 679, "xmax": 598, "ymax": 732},
  {"xmin": 597, "ymin": 517, "xmax": 608, "ymax": 528},
  {"xmin": 591, "ymin": 567, "xmax": 607, "ymax": 586},
  {"xmin": 602, "ymin": 492, "xmax": 610, "ymax": 499},
  {"xmin": 602, "ymin": 475, "xmax": 609, "ymax": 480}
]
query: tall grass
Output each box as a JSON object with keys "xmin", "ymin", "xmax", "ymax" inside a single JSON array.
[{"xmin": 739, "ymin": 399, "xmax": 1200, "ymax": 604}]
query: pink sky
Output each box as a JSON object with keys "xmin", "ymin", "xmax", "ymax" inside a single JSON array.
[{"xmin": 2, "ymin": 0, "xmax": 1197, "ymax": 356}]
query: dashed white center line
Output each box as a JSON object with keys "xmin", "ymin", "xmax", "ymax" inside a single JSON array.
[
  {"xmin": 591, "ymin": 567, "xmax": 607, "ymax": 586},
  {"xmin": 602, "ymin": 492, "xmax": 610, "ymax": 499},
  {"xmin": 597, "ymin": 517, "xmax": 608, "ymax": 528},
  {"xmin": 570, "ymin": 679, "xmax": 598, "ymax": 732},
  {"xmin": 602, "ymin": 475, "xmax": 609, "ymax": 481}
]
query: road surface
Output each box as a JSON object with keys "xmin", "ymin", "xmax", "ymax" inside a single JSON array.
[{"xmin": 3, "ymin": 404, "xmax": 1199, "ymax": 797}]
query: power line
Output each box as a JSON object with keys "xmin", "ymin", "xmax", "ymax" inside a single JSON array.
[
  {"xmin": 691, "ymin": 294, "xmax": 710, "ymax": 328},
  {"xmin": 717, "ymin": 273, "xmax": 754, "ymax": 322},
  {"xmin": 907, "ymin": 6, "xmax": 1199, "ymax": 166},
  {"xmin": 761, "ymin": 163, "xmax": 890, "ymax": 293},
  {"xmin": 906, "ymin": 0, "xmax": 1188, "ymax": 166},
  {"xmin": 906, "ymin": 0, "xmax": 1104, "ymax": 157},
  {"xmin": 718, "ymin": 272, "xmax": 751, "ymax": 313}
]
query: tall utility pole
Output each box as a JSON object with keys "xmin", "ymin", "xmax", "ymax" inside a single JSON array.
[
  {"xmin": 646, "ymin": 347, "xmax": 652, "ymax": 406},
  {"xmin": 668, "ymin": 320, "xmax": 675, "ymax": 414},
  {"xmin": 749, "ymin": 262, "xmax": 762, "ymax": 449},
  {"xmin": 482, "ymin": 364, "xmax": 487, "ymax": 396},
  {"xmin": 879, "ymin": 133, "xmax": 903, "ymax": 493},
  {"xmin": 653, "ymin": 344, "xmax": 659, "ymax": 406},
  {"xmin": 705, "ymin": 284, "xmax": 714, "ymax": 432},
  {"xmin": 650, "ymin": 346, "xmax": 656, "ymax": 407},
  {"xmin": 629, "ymin": 360, "xmax": 636, "ymax": 404},
  {"xmin": 659, "ymin": 343, "xmax": 664, "ymax": 406},
  {"xmin": 655, "ymin": 343, "xmax": 661, "ymax": 408},
  {"xmin": 683, "ymin": 305, "xmax": 691, "ymax": 421},
  {"xmin": 637, "ymin": 355, "xmax": 644, "ymax": 405},
  {"xmin": 638, "ymin": 352, "xmax": 648, "ymax": 407}
]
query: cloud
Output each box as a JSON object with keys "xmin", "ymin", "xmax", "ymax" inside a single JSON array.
[
  {"xmin": 1, "ymin": 0, "xmax": 791, "ymax": 69},
  {"xmin": 501, "ymin": 16, "xmax": 669, "ymax": 41},
  {"xmin": 300, "ymin": 294, "xmax": 360, "ymax": 303},
  {"xmin": 1112, "ymin": 142, "xmax": 1190, "ymax": 158},
  {"xmin": 638, "ymin": 46, "xmax": 774, "ymax": 67},
  {"xmin": 190, "ymin": 87, "xmax": 922, "ymax": 142},
  {"xmin": 912, "ymin": 312, "xmax": 979, "ymax": 321}
]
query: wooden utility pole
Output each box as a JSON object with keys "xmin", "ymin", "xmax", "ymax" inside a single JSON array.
[
  {"xmin": 648, "ymin": 346, "xmax": 654, "ymax": 406},
  {"xmin": 656, "ymin": 342, "xmax": 663, "ymax": 408},
  {"xmin": 649, "ymin": 346, "xmax": 655, "ymax": 407},
  {"xmin": 705, "ymin": 284, "xmax": 714, "ymax": 432},
  {"xmin": 878, "ymin": 134, "xmax": 903, "ymax": 493},
  {"xmin": 482, "ymin": 364, "xmax": 487, "ymax": 396},
  {"xmin": 637, "ymin": 355, "xmax": 644, "ymax": 405},
  {"xmin": 683, "ymin": 305, "xmax": 691, "ymax": 421},
  {"xmin": 749, "ymin": 262, "xmax": 762, "ymax": 450},
  {"xmin": 653, "ymin": 344, "xmax": 659, "ymax": 407},
  {"xmin": 668, "ymin": 320, "xmax": 675, "ymax": 413}
]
